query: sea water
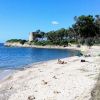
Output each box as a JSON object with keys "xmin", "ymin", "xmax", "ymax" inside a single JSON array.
[
  {"xmin": 0, "ymin": 43, "xmax": 79, "ymax": 69},
  {"xmin": 0, "ymin": 43, "xmax": 80, "ymax": 80}
]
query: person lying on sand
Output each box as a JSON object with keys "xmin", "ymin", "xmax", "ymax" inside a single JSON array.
[{"xmin": 57, "ymin": 59, "xmax": 67, "ymax": 64}]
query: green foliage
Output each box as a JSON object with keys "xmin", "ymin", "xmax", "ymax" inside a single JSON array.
[
  {"xmin": 20, "ymin": 40, "xmax": 27, "ymax": 45},
  {"xmin": 72, "ymin": 15, "xmax": 100, "ymax": 46},
  {"xmin": 79, "ymin": 38, "xmax": 85, "ymax": 45},
  {"xmin": 7, "ymin": 39, "xmax": 21, "ymax": 42},
  {"xmin": 7, "ymin": 39, "xmax": 27, "ymax": 45},
  {"xmin": 73, "ymin": 15, "xmax": 96, "ymax": 38},
  {"xmin": 46, "ymin": 28, "xmax": 72, "ymax": 45},
  {"xmin": 33, "ymin": 41, "xmax": 53, "ymax": 46},
  {"xmin": 85, "ymin": 38, "xmax": 95, "ymax": 46},
  {"xmin": 59, "ymin": 40, "xmax": 68, "ymax": 46},
  {"xmin": 33, "ymin": 40, "xmax": 68, "ymax": 46},
  {"xmin": 94, "ymin": 37, "xmax": 100, "ymax": 44},
  {"xmin": 32, "ymin": 30, "xmax": 45, "ymax": 41}
]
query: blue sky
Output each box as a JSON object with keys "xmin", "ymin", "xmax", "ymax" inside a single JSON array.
[{"xmin": 0, "ymin": 0, "xmax": 100, "ymax": 42}]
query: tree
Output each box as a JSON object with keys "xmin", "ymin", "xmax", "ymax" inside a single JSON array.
[
  {"xmin": 46, "ymin": 28, "xmax": 68, "ymax": 45},
  {"xmin": 85, "ymin": 38, "xmax": 94, "ymax": 47},
  {"xmin": 95, "ymin": 15, "xmax": 100, "ymax": 37},
  {"xmin": 73, "ymin": 15, "xmax": 96, "ymax": 38},
  {"xmin": 32, "ymin": 30, "xmax": 46, "ymax": 41}
]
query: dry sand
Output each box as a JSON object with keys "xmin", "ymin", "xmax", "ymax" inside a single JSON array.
[{"xmin": 0, "ymin": 46, "xmax": 100, "ymax": 100}]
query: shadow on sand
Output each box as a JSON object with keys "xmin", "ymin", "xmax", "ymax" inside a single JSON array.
[{"xmin": 90, "ymin": 72, "xmax": 100, "ymax": 100}]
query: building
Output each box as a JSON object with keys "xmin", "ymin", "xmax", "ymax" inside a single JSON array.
[
  {"xmin": 29, "ymin": 31, "xmax": 46, "ymax": 42},
  {"xmin": 29, "ymin": 32, "xmax": 35, "ymax": 42}
]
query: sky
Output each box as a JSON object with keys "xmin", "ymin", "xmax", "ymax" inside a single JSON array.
[{"xmin": 0, "ymin": 0, "xmax": 100, "ymax": 42}]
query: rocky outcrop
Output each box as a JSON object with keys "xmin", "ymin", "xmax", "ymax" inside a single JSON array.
[
  {"xmin": 4, "ymin": 42, "xmax": 82, "ymax": 51},
  {"xmin": 4, "ymin": 42, "xmax": 23, "ymax": 47},
  {"xmin": 4, "ymin": 42, "xmax": 67, "ymax": 49}
]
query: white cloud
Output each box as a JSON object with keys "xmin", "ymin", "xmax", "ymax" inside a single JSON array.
[{"xmin": 51, "ymin": 21, "xmax": 59, "ymax": 25}]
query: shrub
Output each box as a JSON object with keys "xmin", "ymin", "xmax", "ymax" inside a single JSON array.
[
  {"xmin": 94, "ymin": 38, "xmax": 100, "ymax": 44},
  {"xmin": 34, "ymin": 41, "xmax": 52, "ymax": 46},
  {"xmin": 20, "ymin": 40, "xmax": 27, "ymax": 45},
  {"xmin": 79, "ymin": 38, "xmax": 85, "ymax": 45},
  {"xmin": 6, "ymin": 39, "xmax": 27, "ymax": 45},
  {"xmin": 85, "ymin": 38, "xmax": 94, "ymax": 46},
  {"xmin": 59, "ymin": 40, "xmax": 68, "ymax": 46}
]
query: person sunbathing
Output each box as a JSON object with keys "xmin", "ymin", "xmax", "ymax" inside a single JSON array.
[{"xmin": 57, "ymin": 59, "xmax": 67, "ymax": 64}]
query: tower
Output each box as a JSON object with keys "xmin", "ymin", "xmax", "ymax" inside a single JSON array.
[{"xmin": 29, "ymin": 32, "xmax": 34, "ymax": 42}]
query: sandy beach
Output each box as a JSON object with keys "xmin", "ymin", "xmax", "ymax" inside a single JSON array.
[{"xmin": 0, "ymin": 46, "xmax": 100, "ymax": 100}]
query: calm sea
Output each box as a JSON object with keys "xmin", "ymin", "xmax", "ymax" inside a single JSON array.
[{"xmin": 0, "ymin": 43, "xmax": 79, "ymax": 70}]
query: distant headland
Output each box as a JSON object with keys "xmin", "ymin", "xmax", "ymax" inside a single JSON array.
[{"xmin": 5, "ymin": 15, "xmax": 100, "ymax": 47}]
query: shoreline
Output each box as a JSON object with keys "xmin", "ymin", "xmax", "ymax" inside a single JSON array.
[
  {"xmin": 4, "ymin": 42, "xmax": 81, "ymax": 50},
  {"xmin": 0, "ymin": 44, "xmax": 81, "ymax": 83},
  {"xmin": 0, "ymin": 45, "xmax": 100, "ymax": 100},
  {"xmin": 0, "ymin": 56, "xmax": 77, "ymax": 83},
  {"xmin": 0, "ymin": 70, "xmax": 14, "ymax": 81}
]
